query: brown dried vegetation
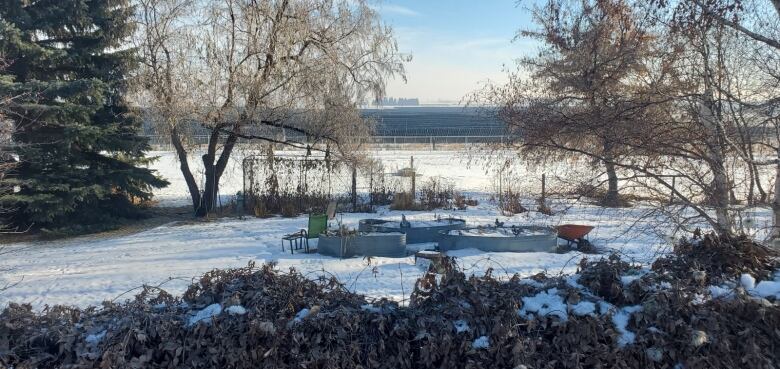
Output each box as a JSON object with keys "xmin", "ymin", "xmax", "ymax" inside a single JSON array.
[{"xmin": 1, "ymin": 236, "xmax": 779, "ymax": 369}]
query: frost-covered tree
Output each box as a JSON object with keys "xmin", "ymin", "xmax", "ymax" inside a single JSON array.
[{"xmin": 134, "ymin": 0, "xmax": 406, "ymax": 216}]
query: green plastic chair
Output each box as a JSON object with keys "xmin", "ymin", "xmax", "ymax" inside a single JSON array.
[
  {"xmin": 307, "ymin": 214, "xmax": 328, "ymax": 239},
  {"xmin": 282, "ymin": 214, "xmax": 327, "ymax": 254}
]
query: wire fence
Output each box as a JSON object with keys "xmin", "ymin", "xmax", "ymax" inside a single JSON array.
[{"xmin": 143, "ymin": 134, "xmax": 511, "ymax": 150}]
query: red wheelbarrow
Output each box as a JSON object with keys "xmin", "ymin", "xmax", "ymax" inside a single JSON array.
[{"xmin": 556, "ymin": 224, "xmax": 594, "ymax": 248}]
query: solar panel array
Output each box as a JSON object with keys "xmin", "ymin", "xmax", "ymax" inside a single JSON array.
[{"xmin": 363, "ymin": 107, "xmax": 505, "ymax": 137}]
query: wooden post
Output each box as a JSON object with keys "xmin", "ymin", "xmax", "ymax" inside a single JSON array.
[
  {"xmin": 351, "ymin": 164, "xmax": 357, "ymax": 211},
  {"xmin": 410, "ymin": 156, "xmax": 415, "ymax": 199},
  {"xmin": 498, "ymin": 167, "xmax": 503, "ymax": 208},
  {"xmin": 541, "ymin": 173, "xmax": 546, "ymax": 202},
  {"xmin": 368, "ymin": 168, "xmax": 374, "ymax": 207}
]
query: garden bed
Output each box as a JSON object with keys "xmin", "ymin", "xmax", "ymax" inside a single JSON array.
[
  {"xmin": 317, "ymin": 232, "xmax": 407, "ymax": 258},
  {"xmin": 358, "ymin": 217, "xmax": 466, "ymax": 244},
  {"xmin": 438, "ymin": 226, "xmax": 558, "ymax": 253}
]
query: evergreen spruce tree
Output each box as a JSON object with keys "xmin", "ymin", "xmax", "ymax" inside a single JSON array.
[{"xmin": 0, "ymin": 0, "xmax": 168, "ymax": 232}]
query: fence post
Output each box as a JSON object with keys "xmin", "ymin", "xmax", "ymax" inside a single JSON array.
[{"xmin": 351, "ymin": 164, "xmax": 357, "ymax": 211}]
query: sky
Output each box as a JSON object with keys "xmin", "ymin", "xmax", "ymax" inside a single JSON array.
[{"xmin": 371, "ymin": 0, "xmax": 541, "ymax": 104}]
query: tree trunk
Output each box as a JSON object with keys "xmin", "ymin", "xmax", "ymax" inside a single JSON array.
[
  {"xmin": 711, "ymin": 161, "xmax": 733, "ymax": 234},
  {"xmin": 603, "ymin": 160, "xmax": 620, "ymax": 207},
  {"xmin": 171, "ymin": 127, "xmax": 201, "ymax": 212},
  {"xmin": 771, "ymin": 148, "xmax": 780, "ymax": 246},
  {"xmin": 602, "ymin": 142, "xmax": 620, "ymax": 207},
  {"xmin": 753, "ymin": 162, "xmax": 768, "ymax": 203},
  {"xmin": 196, "ymin": 127, "xmax": 239, "ymax": 217},
  {"xmin": 747, "ymin": 165, "xmax": 755, "ymax": 206}
]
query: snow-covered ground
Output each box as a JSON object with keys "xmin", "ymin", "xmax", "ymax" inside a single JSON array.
[
  {"xmin": 0, "ymin": 148, "xmax": 774, "ymax": 310},
  {"xmin": 150, "ymin": 149, "xmax": 500, "ymax": 208}
]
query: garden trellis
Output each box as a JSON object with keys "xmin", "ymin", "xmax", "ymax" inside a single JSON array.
[{"xmin": 242, "ymin": 153, "xmax": 397, "ymax": 214}]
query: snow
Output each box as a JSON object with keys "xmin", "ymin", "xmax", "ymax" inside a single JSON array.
[
  {"xmin": 598, "ymin": 301, "xmax": 615, "ymax": 315},
  {"xmin": 0, "ymin": 149, "xmax": 718, "ymax": 310},
  {"xmin": 519, "ymin": 288, "xmax": 568, "ymax": 321},
  {"xmin": 519, "ymin": 278, "xmax": 545, "ymax": 288},
  {"xmin": 708, "ymin": 285, "xmax": 734, "ymax": 299},
  {"xmin": 294, "ymin": 308, "xmax": 311, "ymax": 322},
  {"xmin": 226, "ymin": 305, "xmax": 247, "ymax": 315},
  {"xmin": 453, "ymin": 319, "xmax": 470, "ymax": 333},
  {"xmin": 381, "ymin": 220, "xmax": 462, "ymax": 229},
  {"xmin": 447, "ymin": 227, "xmax": 551, "ymax": 237},
  {"xmin": 710, "ymin": 272, "xmax": 780, "ymax": 300},
  {"xmin": 188, "ymin": 303, "xmax": 222, "ymax": 326},
  {"xmin": 612, "ymin": 305, "xmax": 643, "ymax": 347},
  {"xmin": 472, "ymin": 336, "xmax": 490, "ymax": 349},
  {"xmin": 0, "ymin": 201, "xmax": 673, "ymax": 310},
  {"xmin": 85, "ymin": 330, "xmax": 106, "ymax": 345},
  {"xmin": 620, "ymin": 275, "xmax": 641, "ymax": 286},
  {"xmin": 740, "ymin": 274, "xmax": 756, "ymax": 290},
  {"xmin": 570, "ymin": 301, "xmax": 597, "ymax": 316},
  {"xmin": 753, "ymin": 280, "xmax": 780, "ymax": 299},
  {"xmin": 748, "ymin": 271, "xmax": 780, "ymax": 299},
  {"xmin": 149, "ymin": 150, "xmax": 496, "ymax": 208}
]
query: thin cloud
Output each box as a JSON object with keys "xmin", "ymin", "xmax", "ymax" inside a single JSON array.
[{"xmin": 370, "ymin": 4, "xmax": 420, "ymax": 17}]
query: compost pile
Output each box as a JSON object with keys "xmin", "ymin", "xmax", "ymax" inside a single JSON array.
[
  {"xmin": 652, "ymin": 232, "xmax": 780, "ymax": 285},
  {"xmin": 2, "ymin": 235, "xmax": 780, "ymax": 369}
]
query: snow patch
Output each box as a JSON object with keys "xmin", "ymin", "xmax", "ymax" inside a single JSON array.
[
  {"xmin": 620, "ymin": 275, "xmax": 640, "ymax": 286},
  {"xmin": 564, "ymin": 275, "xmax": 584, "ymax": 289},
  {"xmin": 570, "ymin": 301, "xmax": 596, "ymax": 316},
  {"xmin": 519, "ymin": 278, "xmax": 545, "ymax": 289},
  {"xmin": 597, "ymin": 300, "xmax": 615, "ymax": 315},
  {"xmin": 752, "ymin": 280, "xmax": 780, "ymax": 299},
  {"xmin": 226, "ymin": 305, "xmax": 247, "ymax": 315},
  {"xmin": 740, "ymin": 274, "xmax": 756, "ymax": 290},
  {"xmin": 709, "ymin": 285, "xmax": 734, "ymax": 299},
  {"xmin": 472, "ymin": 336, "xmax": 490, "ymax": 349},
  {"xmin": 519, "ymin": 288, "xmax": 568, "ymax": 321},
  {"xmin": 612, "ymin": 305, "xmax": 642, "ymax": 347},
  {"xmin": 188, "ymin": 304, "xmax": 222, "ymax": 326},
  {"xmin": 294, "ymin": 308, "xmax": 311, "ymax": 322},
  {"xmin": 453, "ymin": 319, "xmax": 470, "ymax": 333}
]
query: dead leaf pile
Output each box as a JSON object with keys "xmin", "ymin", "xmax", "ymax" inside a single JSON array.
[
  {"xmin": 1, "ymin": 235, "xmax": 779, "ymax": 369},
  {"xmin": 652, "ymin": 232, "xmax": 780, "ymax": 285}
]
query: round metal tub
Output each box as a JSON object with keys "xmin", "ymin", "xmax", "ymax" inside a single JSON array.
[
  {"xmin": 317, "ymin": 232, "xmax": 407, "ymax": 258},
  {"xmin": 438, "ymin": 226, "xmax": 557, "ymax": 253},
  {"xmin": 358, "ymin": 218, "xmax": 466, "ymax": 244}
]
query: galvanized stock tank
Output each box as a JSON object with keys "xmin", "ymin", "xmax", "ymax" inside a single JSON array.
[
  {"xmin": 358, "ymin": 217, "xmax": 466, "ymax": 244},
  {"xmin": 438, "ymin": 226, "xmax": 558, "ymax": 253}
]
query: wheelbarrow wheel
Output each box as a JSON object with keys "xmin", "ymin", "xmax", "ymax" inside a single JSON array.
[{"xmin": 575, "ymin": 238, "xmax": 595, "ymax": 253}]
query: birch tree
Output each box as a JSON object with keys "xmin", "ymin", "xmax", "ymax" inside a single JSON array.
[{"xmin": 647, "ymin": 0, "xmax": 780, "ymax": 236}]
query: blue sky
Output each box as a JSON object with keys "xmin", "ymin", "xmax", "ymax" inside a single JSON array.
[{"xmin": 372, "ymin": 0, "xmax": 540, "ymax": 103}]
